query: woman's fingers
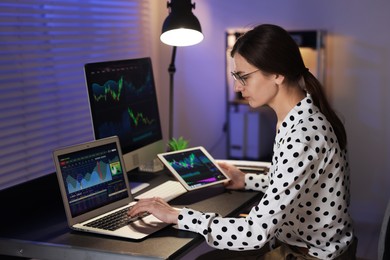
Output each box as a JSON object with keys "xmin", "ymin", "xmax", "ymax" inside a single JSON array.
[{"xmin": 128, "ymin": 197, "xmax": 180, "ymax": 224}]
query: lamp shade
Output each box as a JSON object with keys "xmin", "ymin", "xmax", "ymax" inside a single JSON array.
[{"xmin": 160, "ymin": 0, "xmax": 204, "ymax": 47}]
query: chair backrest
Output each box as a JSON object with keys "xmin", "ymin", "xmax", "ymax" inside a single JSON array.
[{"xmin": 378, "ymin": 199, "xmax": 390, "ymax": 260}]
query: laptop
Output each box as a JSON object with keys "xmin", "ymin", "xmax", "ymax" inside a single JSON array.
[{"xmin": 52, "ymin": 135, "xmax": 169, "ymax": 240}]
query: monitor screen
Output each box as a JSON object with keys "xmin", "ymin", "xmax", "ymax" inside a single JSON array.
[{"xmin": 84, "ymin": 57, "xmax": 164, "ymax": 172}]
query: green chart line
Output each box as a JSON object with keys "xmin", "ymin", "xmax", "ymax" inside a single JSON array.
[
  {"xmin": 94, "ymin": 77, "xmax": 123, "ymax": 102},
  {"xmin": 128, "ymin": 108, "xmax": 155, "ymax": 126}
]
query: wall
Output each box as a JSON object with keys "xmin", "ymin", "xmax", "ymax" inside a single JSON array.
[{"xmin": 152, "ymin": 0, "xmax": 390, "ymax": 226}]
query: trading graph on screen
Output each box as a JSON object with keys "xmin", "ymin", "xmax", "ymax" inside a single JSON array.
[
  {"xmin": 65, "ymin": 156, "xmax": 122, "ymax": 194},
  {"xmin": 85, "ymin": 60, "xmax": 162, "ymax": 155}
]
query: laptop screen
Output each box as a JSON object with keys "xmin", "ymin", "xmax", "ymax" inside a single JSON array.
[{"xmin": 57, "ymin": 142, "xmax": 128, "ymax": 217}]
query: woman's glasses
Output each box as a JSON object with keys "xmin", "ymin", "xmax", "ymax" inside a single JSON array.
[{"xmin": 231, "ymin": 69, "xmax": 259, "ymax": 86}]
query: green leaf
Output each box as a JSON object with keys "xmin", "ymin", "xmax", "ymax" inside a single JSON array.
[{"xmin": 168, "ymin": 136, "xmax": 189, "ymax": 151}]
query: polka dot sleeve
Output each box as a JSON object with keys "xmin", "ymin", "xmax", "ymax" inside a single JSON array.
[
  {"xmin": 178, "ymin": 207, "xmax": 269, "ymax": 250},
  {"xmin": 177, "ymin": 208, "xmax": 220, "ymax": 238},
  {"xmin": 245, "ymin": 173, "xmax": 269, "ymax": 192}
]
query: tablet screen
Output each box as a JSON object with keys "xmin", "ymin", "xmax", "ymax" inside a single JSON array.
[{"xmin": 158, "ymin": 147, "xmax": 229, "ymax": 190}]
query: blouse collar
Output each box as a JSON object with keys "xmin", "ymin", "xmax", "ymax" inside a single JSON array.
[{"xmin": 275, "ymin": 94, "xmax": 320, "ymax": 143}]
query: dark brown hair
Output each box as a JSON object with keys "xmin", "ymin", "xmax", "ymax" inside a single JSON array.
[{"xmin": 231, "ymin": 24, "xmax": 347, "ymax": 150}]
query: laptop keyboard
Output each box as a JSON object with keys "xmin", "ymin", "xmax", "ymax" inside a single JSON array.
[
  {"xmin": 85, "ymin": 206, "xmax": 148, "ymax": 231},
  {"xmin": 85, "ymin": 181, "xmax": 186, "ymax": 231}
]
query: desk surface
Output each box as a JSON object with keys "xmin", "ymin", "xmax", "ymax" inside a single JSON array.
[{"xmin": 0, "ymin": 170, "xmax": 263, "ymax": 259}]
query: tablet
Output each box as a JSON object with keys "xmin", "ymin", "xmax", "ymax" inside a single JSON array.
[{"xmin": 157, "ymin": 146, "xmax": 230, "ymax": 191}]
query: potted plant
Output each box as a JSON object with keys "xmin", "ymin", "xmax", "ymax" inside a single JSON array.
[{"xmin": 167, "ymin": 136, "xmax": 189, "ymax": 151}]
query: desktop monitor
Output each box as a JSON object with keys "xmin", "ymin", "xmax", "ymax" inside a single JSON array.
[{"xmin": 84, "ymin": 57, "xmax": 164, "ymax": 173}]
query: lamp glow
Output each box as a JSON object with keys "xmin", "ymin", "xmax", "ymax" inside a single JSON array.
[{"xmin": 160, "ymin": 28, "xmax": 203, "ymax": 47}]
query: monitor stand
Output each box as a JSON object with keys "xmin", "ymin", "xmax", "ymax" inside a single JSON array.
[{"xmin": 138, "ymin": 158, "xmax": 164, "ymax": 173}]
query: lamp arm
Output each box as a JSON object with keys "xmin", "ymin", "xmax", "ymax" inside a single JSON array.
[
  {"xmin": 168, "ymin": 46, "xmax": 177, "ymax": 140},
  {"xmin": 168, "ymin": 46, "xmax": 177, "ymax": 75}
]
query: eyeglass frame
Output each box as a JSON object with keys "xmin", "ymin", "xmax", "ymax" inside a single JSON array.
[{"xmin": 231, "ymin": 69, "xmax": 260, "ymax": 86}]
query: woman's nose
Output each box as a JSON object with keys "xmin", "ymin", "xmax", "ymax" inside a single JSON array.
[{"xmin": 234, "ymin": 82, "xmax": 244, "ymax": 92}]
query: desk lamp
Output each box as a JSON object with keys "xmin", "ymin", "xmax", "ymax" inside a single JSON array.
[{"xmin": 160, "ymin": 0, "xmax": 204, "ymax": 140}]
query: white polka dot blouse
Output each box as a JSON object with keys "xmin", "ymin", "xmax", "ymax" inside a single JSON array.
[{"xmin": 177, "ymin": 94, "xmax": 354, "ymax": 259}]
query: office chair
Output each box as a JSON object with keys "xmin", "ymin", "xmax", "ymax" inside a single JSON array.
[{"xmin": 378, "ymin": 198, "xmax": 390, "ymax": 260}]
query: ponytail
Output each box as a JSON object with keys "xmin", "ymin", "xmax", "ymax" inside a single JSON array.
[{"xmin": 303, "ymin": 71, "xmax": 347, "ymax": 150}]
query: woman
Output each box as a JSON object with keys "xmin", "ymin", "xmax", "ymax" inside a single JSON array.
[{"xmin": 128, "ymin": 24, "xmax": 355, "ymax": 259}]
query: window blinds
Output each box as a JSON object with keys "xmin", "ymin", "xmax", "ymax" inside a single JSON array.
[{"xmin": 0, "ymin": 0, "xmax": 151, "ymax": 190}]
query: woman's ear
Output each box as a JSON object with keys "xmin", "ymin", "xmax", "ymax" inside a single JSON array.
[{"xmin": 274, "ymin": 74, "xmax": 285, "ymax": 85}]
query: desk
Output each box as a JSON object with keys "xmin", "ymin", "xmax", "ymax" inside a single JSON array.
[{"xmin": 0, "ymin": 170, "xmax": 263, "ymax": 259}]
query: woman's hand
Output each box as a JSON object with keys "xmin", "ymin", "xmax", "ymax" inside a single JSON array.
[
  {"xmin": 218, "ymin": 162, "xmax": 246, "ymax": 190},
  {"xmin": 128, "ymin": 197, "xmax": 180, "ymax": 224}
]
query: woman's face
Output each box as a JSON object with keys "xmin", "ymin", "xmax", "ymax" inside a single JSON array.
[{"xmin": 233, "ymin": 54, "xmax": 279, "ymax": 108}]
